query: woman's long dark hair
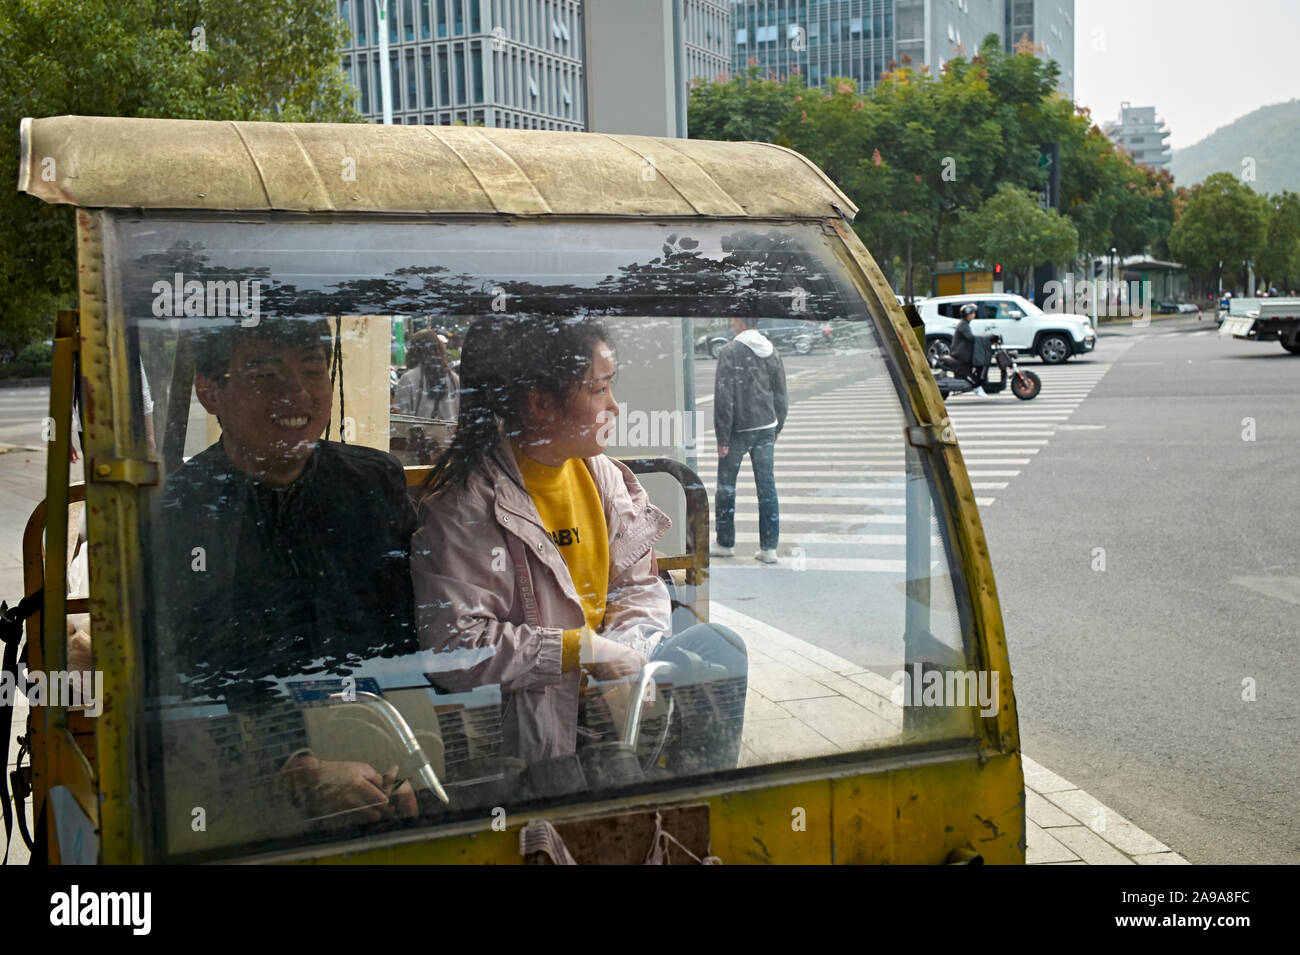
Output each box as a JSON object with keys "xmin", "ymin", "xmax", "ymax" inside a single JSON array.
[{"xmin": 420, "ymin": 314, "xmax": 609, "ymax": 499}]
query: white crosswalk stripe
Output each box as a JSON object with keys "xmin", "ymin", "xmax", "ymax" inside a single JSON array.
[{"xmin": 697, "ymin": 346, "xmax": 1130, "ymax": 572}]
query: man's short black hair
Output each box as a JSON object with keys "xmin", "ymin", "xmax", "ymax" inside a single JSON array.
[{"xmin": 192, "ymin": 319, "xmax": 333, "ymax": 382}]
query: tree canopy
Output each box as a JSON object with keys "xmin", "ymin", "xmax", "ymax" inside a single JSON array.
[
  {"xmin": 0, "ymin": 0, "xmax": 360, "ymax": 355},
  {"xmin": 689, "ymin": 36, "xmax": 1176, "ymax": 296}
]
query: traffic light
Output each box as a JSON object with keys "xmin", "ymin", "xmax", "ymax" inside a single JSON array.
[{"xmin": 994, "ymin": 264, "xmax": 1003, "ymax": 278}]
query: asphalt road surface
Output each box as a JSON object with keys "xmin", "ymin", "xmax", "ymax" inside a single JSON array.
[{"xmin": 692, "ymin": 316, "xmax": 1299, "ymax": 864}]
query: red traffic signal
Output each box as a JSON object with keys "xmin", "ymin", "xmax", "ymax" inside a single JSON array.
[{"xmin": 994, "ymin": 264, "xmax": 1003, "ymax": 277}]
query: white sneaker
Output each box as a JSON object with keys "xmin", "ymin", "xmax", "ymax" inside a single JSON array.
[
  {"xmin": 754, "ymin": 548, "xmax": 778, "ymax": 564},
  {"xmin": 973, "ymin": 386, "xmax": 988, "ymax": 397},
  {"xmin": 710, "ymin": 542, "xmax": 734, "ymax": 558}
]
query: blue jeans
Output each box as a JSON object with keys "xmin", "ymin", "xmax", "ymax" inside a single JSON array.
[{"xmin": 715, "ymin": 427, "xmax": 779, "ymax": 551}]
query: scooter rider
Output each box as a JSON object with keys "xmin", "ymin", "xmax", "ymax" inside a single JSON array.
[{"xmin": 946, "ymin": 304, "xmax": 987, "ymax": 396}]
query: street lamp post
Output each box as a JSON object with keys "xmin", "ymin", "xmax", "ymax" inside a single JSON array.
[{"xmin": 1110, "ymin": 247, "xmax": 1117, "ymax": 313}]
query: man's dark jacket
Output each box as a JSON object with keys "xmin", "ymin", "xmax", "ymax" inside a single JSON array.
[
  {"xmin": 713, "ymin": 330, "xmax": 788, "ymax": 446},
  {"xmin": 950, "ymin": 320, "xmax": 975, "ymax": 369},
  {"xmin": 155, "ymin": 439, "xmax": 417, "ymax": 706}
]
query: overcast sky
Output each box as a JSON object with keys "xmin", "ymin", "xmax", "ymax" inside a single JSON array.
[{"xmin": 1074, "ymin": 0, "xmax": 1300, "ymax": 150}]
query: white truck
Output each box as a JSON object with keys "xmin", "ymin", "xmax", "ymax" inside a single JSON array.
[{"xmin": 1219, "ymin": 299, "xmax": 1300, "ymax": 354}]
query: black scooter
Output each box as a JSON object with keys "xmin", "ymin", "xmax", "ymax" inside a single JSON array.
[{"xmin": 931, "ymin": 334, "xmax": 1041, "ymax": 400}]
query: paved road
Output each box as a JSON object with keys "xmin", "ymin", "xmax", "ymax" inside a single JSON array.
[
  {"xmin": 691, "ymin": 317, "xmax": 1299, "ymax": 864},
  {"xmin": 984, "ymin": 316, "xmax": 1300, "ymax": 864}
]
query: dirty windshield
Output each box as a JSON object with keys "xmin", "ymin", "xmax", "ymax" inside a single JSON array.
[{"xmin": 115, "ymin": 214, "xmax": 979, "ymax": 860}]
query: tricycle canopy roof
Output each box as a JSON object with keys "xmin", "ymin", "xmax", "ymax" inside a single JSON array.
[{"xmin": 18, "ymin": 115, "xmax": 857, "ymax": 221}]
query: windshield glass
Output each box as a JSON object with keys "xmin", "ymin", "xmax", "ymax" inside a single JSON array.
[{"xmin": 111, "ymin": 213, "xmax": 982, "ymax": 861}]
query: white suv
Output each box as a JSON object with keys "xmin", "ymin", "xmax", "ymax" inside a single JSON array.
[{"xmin": 919, "ymin": 293, "xmax": 1096, "ymax": 365}]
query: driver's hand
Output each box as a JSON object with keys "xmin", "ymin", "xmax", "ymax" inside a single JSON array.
[
  {"xmin": 584, "ymin": 634, "xmax": 646, "ymax": 682},
  {"xmin": 381, "ymin": 766, "xmax": 419, "ymax": 819},
  {"xmin": 286, "ymin": 756, "xmax": 401, "ymax": 823}
]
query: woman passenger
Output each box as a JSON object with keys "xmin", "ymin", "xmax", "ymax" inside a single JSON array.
[{"xmin": 410, "ymin": 315, "xmax": 747, "ymax": 771}]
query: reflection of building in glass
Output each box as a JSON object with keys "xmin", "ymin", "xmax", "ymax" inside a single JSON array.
[
  {"xmin": 337, "ymin": 0, "xmax": 584, "ymax": 130},
  {"xmin": 1103, "ymin": 103, "xmax": 1172, "ymax": 170},
  {"xmin": 731, "ymin": 1, "xmax": 1072, "ymax": 97}
]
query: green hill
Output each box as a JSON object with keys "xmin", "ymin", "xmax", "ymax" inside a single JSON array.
[{"xmin": 1169, "ymin": 99, "xmax": 1300, "ymax": 196}]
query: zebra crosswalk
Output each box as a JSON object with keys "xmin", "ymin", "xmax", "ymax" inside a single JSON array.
[{"xmin": 692, "ymin": 350, "xmax": 1127, "ymax": 572}]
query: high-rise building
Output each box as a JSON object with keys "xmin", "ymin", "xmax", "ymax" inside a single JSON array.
[
  {"xmin": 730, "ymin": 1, "xmax": 1073, "ymax": 97},
  {"xmin": 731, "ymin": 0, "xmax": 895, "ymax": 89},
  {"xmin": 1103, "ymin": 103, "xmax": 1172, "ymax": 170},
  {"xmin": 684, "ymin": 0, "xmax": 733, "ymax": 88},
  {"xmin": 338, "ymin": 0, "xmax": 585, "ymax": 130},
  {"xmin": 1004, "ymin": 0, "xmax": 1074, "ymax": 99}
]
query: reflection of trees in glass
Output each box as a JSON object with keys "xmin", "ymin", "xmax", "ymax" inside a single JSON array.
[{"xmin": 127, "ymin": 228, "xmax": 848, "ymax": 322}]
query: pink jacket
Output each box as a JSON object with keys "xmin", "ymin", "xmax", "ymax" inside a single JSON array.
[{"xmin": 411, "ymin": 439, "xmax": 672, "ymax": 763}]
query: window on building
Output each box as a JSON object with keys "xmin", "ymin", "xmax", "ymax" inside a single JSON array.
[
  {"xmin": 471, "ymin": 43, "xmax": 483, "ymax": 102},
  {"xmin": 473, "ymin": 109, "xmax": 484, "ymax": 125},
  {"xmin": 736, "ymin": 27, "xmax": 747, "ymax": 45},
  {"xmin": 437, "ymin": 0, "xmax": 448, "ymax": 37},
  {"xmin": 529, "ymin": 74, "xmax": 538, "ymax": 98},
  {"xmin": 358, "ymin": 0, "xmax": 369, "ymax": 44},
  {"xmin": 438, "ymin": 49, "xmax": 450, "ymax": 105},
  {"xmin": 391, "ymin": 54, "xmax": 402, "ymax": 110},
  {"xmin": 454, "ymin": 0, "xmax": 464, "ymax": 35},
  {"xmin": 403, "ymin": 0, "xmax": 414, "ymax": 40},
  {"xmin": 407, "ymin": 51, "xmax": 418, "ymax": 107},
  {"xmin": 454, "ymin": 45, "xmax": 466, "ymax": 104},
  {"xmin": 340, "ymin": 1, "xmax": 352, "ymax": 47},
  {"xmin": 420, "ymin": 0, "xmax": 431, "ymax": 39},
  {"xmin": 421, "ymin": 49, "xmax": 433, "ymax": 105},
  {"xmin": 388, "ymin": 0, "xmax": 399, "ymax": 43},
  {"xmin": 471, "ymin": 0, "xmax": 481, "ymax": 33},
  {"xmin": 357, "ymin": 55, "xmax": 370, "ymax": 111},
  {"xmin": 850, "ymin": 17, "xmax": 862, "ymax": 34}
]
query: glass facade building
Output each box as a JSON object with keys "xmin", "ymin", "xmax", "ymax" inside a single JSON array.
[
  {"xmin": 730, "ymin": 0, "xmax": 895, "ymax": 89},
  {"xmin": 731, "ymin": 1, "xmax": 1072, "ymax": 97},
  {"xmin": 339, "ymin": 0, "xmax": 585, "ymax": 130}
]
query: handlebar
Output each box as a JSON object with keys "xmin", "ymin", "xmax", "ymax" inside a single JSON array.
[
  {"xmin": 622, "ymin": 660, "xmax": 675, "ymax": 748},
  {"xmin": 327, "ymin": 690, "xmax": 450, "ymax": 804}
]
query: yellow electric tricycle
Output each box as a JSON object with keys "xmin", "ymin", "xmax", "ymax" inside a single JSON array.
[{"xmin": 6, "ymin": 115, "xmax": 1022, "ymax": 864}]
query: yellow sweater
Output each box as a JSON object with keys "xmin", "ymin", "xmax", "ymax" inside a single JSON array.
[{"xmin": 513, "ymin": 447, "xmax": 610, "ymax": 672}]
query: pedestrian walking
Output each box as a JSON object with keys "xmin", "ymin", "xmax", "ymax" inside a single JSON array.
[{"xmin": 711, "ymin": 317, "xmax": 787, "ymax": 564}]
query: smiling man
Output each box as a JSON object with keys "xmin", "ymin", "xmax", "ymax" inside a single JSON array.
[{"xmin": 157, "ymin": 318, "xmax": 418, "ymax": 823}]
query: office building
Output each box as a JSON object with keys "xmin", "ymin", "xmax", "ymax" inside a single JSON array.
[
  {"xmin": 685, "ymin": 0, "xmax": 733, "ymax": 88},
  {"xmin": 1003, "ymin": 0, "xmax": 1074, "ymax": 99},
  {"xmin": 1103, "ymin": 103, "xmax": 1172, "ymax": 169},
  {"xmin": 730, "ymin": 0, "xmax": 895, "ymax": 88},
  {"xmin": 338, "ymin": 0, "xmax": 585, "ymax": 130},
  {"xmin": 730, "ymin": 1, "xmax": 1073, "ymax": 97}
]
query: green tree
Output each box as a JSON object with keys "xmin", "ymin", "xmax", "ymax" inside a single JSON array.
[
  {"xmin": 1255, "ymin": 191, "xmax": 1300, "ymax": 292},
  {"xmin": 0, "ymin": 0, "xmax": 360, "ymax": 356},
  {"xmin": 949, "ymin": 183, "xmax": 1078, "ymax": 292},
  {"xmin": 1167, "ymin": 172, "xmax": 1270, "ymax": 292},
  {"xmin": 687, "ymin": 63, "xmax": 804, "ymax": 144}
]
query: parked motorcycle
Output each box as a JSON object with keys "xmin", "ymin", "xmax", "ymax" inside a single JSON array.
[{"xmin": 931, "ymin": 334, "xmax": 1041, "ymax": 400}]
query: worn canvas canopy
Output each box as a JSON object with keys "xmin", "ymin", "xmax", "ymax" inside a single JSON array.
[{"xmin": 19, "ymin": 115, "xmax": 856, "ymax": 221}]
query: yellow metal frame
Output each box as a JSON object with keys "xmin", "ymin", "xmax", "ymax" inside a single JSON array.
[{"xmin": 21, "ymin": 116, "xmax": 1022, "ymax": 863}]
